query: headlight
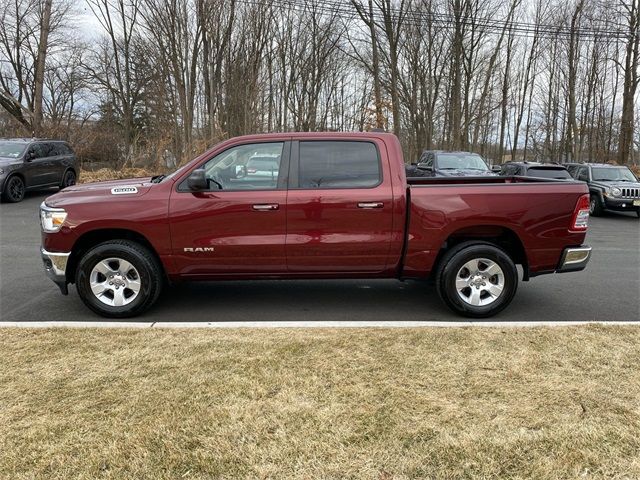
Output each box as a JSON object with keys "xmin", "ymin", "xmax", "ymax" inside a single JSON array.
[
  {"xmin": 0, "ymin": 168, "xmax": 4, "ymax": 175},
  {"xmin": 611, "ymin": 187, "xmax": 622, "ymax": 197},
  {"xmin": 40, "ymin": 202, "xmax": 67, "ymax": 233}
]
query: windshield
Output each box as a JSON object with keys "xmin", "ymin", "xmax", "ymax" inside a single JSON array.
[
  {"xmin": 0, "ymin": 142, "xmax": 26, "ymax": 159},
  {"xmin": 591, "ymin": 167, "xmax": 637, "ymax": 182},
  {"xmin": 527, "ymin": 167, "xmax": 572, "ymax": 179},
  {"xmin": 437, "ymin": 153, "xmax": 489, "ymax": 171}
]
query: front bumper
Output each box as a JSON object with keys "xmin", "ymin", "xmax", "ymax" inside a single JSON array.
[
  {"xmin": 41, "ymin": 247, "xmax": 70, "ymax": 294},
  {"xmin": 557, "ymin": 246, "xmax": 592, "ymax": 273},
  {"xmin": 603, "ymin": 196, "xmax": 640, "ymax": 211}
]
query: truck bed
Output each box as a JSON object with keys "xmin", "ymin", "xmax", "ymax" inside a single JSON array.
[
  {"xmin": 402, "ymin": 176, "xmax": 589, "ymax": 278},
  {"xmin": 407, "ymin": 175, "xmax": 566, "ymax": 186}
]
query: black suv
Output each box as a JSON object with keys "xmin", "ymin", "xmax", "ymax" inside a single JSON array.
[
  {"xmin": 568, "ymin": 163, "xmax": 640, "ymax": 218},
  {"xmin": 0, "ymin": 138, "xmax": 78, "ymax": 203},
  {"xmin": 499, "ymin": 162, "xmax": 573, "ymax": 180},
  {"xmin": 412, "ymin": 150, "xmax": 495, "ymax": 177}
]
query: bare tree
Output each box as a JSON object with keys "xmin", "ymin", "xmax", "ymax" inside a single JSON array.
[
  {"xmin": 0, "ymin": 0, "xmax": 70, "ymax": 133},
  {"xmin": 617, "ymin": 0, "xmax": 640, "ymax": 164},
  {"xmin": 85, "ymin": 0, "xmax": 145, "ymax": 162}
]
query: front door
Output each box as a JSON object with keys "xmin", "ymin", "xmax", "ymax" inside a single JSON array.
[
  {"xmin": 24, "ymin": 143, "xmax": 57, "ymax": 187},
  {"xmin": 169, "ymin": 141, "xmax": 290, "ymax": 276},
  {"xmin": 286, "ymin": 139, "xmax": 395, "ymax": 273}
]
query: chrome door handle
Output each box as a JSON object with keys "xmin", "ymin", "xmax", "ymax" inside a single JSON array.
[
  {"xmin": 357, "ymin": 202, "xmax": 384, "ymax": 209},
  {"xmin": 252, "ymin": 203, "xmax": 279, "ymax": 211}
]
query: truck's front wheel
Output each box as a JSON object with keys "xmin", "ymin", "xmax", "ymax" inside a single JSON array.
[
  {"xmin": 75, "ymin": 240, "xmax": 163, "ymax": 318},
  {"xmin": 436, "ymin": 242, "xmax": 518, "ymax": 318}
]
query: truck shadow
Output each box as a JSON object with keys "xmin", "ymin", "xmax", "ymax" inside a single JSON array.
[
  {"xmin": 150, "ymin": 277, "xmax": 632, "ymax": 323},
  {"xmin": 154, "ymin": 279, "xmax": 456, "ymax": 322}
]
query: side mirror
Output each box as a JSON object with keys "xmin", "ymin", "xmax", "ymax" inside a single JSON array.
[
  {"xmin": 187, "ymin": 169, "xmax": 209, "ymax": 191},
  {"xmin": 491, "ymin": 165, "xmax": 502, "ymax": 173},
  {"xmin": 25, "ymin": 151, "xmax": 35, "ymax": 162}
]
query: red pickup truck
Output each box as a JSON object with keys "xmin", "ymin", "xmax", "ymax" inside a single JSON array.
[{"xmin": 40, "ymin": 132, "xmax": 592, "ymax": 318}]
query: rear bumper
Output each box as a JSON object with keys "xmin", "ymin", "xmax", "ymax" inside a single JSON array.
[
  {"xmin": 41, "ymin": 247, "xmax": 70, "ymax": 294},
  {"xmin": 557, "ymin": 246, "xmax": 592, "ymax": 273}
]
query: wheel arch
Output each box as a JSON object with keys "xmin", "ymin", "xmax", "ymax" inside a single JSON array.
[
  {"xmin": 432, "ymin": 225, "xmax": 529, "ymax": 280},
  {"xmin": 66, "ymin": 228, "xmax": 166, "ymax": 284},
  {"xmin": 60, "ymin": 166, "xmax": 77, "ymax": 186},
  {"xmin": 2, "ymin": 171, "xmax": 26, "ymax": 191}
]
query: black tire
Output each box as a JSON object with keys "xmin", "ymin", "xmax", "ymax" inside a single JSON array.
[
  {"xmin": 435, "ymin": 242, "xmax": 518, "ymax": 318},
  {"xmin": 75, "ymin": 240, "xmax": 163, "ymax": 318},
  {"xmin": 2, "ymin": 175, "xmax": 25, "ymax": 203},
  {"xmin": 589, "ymin": 194, "xmax": 604, "ymax": 217},
  {"xmin": 60, "ymin": 169, "xmax": 76, "ymax": 189}
]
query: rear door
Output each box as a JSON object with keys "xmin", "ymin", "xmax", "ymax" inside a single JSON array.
[
  {"xmin": 49, "ymin": 142, "xmax": 70, "ymax": 182},
  {"xmin": 286, "ymin": 139, "xmax": 395, "ymax": 273},
  {"xmin": 169, "ymin": 141, "xmax": 290, "ymax": 275}
]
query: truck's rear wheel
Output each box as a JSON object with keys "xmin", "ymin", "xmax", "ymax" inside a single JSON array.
[
  {"xmin": 435, "ymin": 242, "xmax": 518, "ymax": 318},
  {"xmin": 75, "ymin": 240, "xmax": 163, "ymax": 318}
]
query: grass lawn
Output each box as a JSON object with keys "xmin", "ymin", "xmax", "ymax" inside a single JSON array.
[{"xmin": 1, "ymin": 326, "xmax": 639, "ymax": 479}]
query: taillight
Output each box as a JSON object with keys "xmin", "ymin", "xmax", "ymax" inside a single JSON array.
[{"xmin": 570, "ymin": 194, "xmax": 590, "ymax": 231}]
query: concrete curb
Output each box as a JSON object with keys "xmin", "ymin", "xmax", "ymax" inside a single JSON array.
[{"xmin": 0, "ymin": 320, "xmax": 638, "ymax": 329}]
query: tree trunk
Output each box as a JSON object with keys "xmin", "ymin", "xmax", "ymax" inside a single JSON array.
[
  {"xmin": 32, "ymin": 0, "xmax": 52, "ymax": 136},
  {"xmin": 618, "ymin": 0, "xmax": 640, "ymax": 164}
]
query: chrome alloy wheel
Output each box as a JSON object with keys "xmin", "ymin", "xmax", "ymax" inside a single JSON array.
[
  {"xmin": 89, "ymin": 257, "xmax": 141, "ymax": 307},
  {"xmin": 455, "ymin": 258, "xmax": 505, "ymax": 307}
]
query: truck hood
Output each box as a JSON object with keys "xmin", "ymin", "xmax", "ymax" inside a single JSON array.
[
  {"xmin": 591, "ymin": 180, "xmax": 640, "ymax": 190},
  {"xmin": 46, "ymin": 177, "xmax": 155, "ymax": 207},
  {"xmin": 0, "ymin": 157, "xmax": 22, "ymax": 167}
]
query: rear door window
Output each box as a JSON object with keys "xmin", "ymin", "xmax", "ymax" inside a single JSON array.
[{"xmin": 297, "ymin": 141, "xmax": 381, "ymax": 189}]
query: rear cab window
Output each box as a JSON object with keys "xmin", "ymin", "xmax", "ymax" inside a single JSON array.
[{"xmin": 296, "ymin": 141, "xmax": 381, "ymax": 189}]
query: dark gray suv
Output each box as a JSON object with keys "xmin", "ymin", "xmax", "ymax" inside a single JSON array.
[
  {"xmin": 0, "ymin": 138, "xmax": 78, "ymax": 203},
  {"xmin": 568, "ymin": 163, "xmax": 640, "ymax": 218}
]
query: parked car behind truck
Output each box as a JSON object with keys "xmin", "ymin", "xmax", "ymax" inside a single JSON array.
[
  {"xmin": 568, "ymin": 163, "xmax": 640, "ymax": 218},
  {"xmin": 414, "ymin": 150, "xmax": 495, "ymax": 177},
  {"xmin": 499, "ymin": 162, "xmax": 573, "ymax": 180},
  {"xmin": 0, "ymin": 138, "xmax": 78, "ymax": 203},
  {"xmin": 40, "ymin": 132, "xmax": 592, "ymax": 319}
]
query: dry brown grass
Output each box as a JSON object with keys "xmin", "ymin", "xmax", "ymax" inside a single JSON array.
[
  {"xmin": 79, "ymin": 168, "xmax": 157, "ymax": 184},
  {"xmin": 1, "ymin": 326, "xmax": 639, "ymax": 479}
]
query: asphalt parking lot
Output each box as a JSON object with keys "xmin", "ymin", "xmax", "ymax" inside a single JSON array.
[{"xmin": 1, "ymin": 190, "xmax": 638, "ymax": 324}]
